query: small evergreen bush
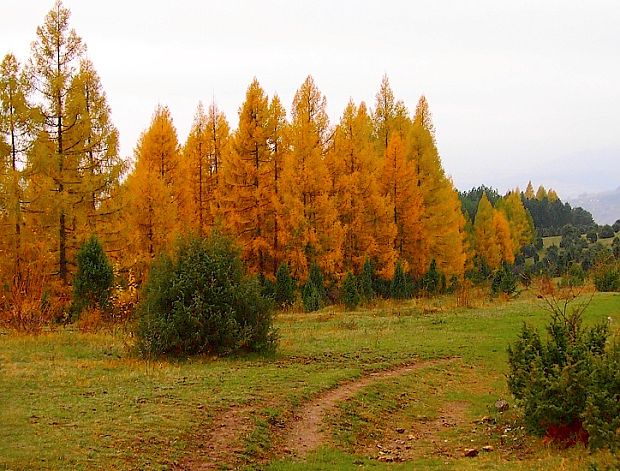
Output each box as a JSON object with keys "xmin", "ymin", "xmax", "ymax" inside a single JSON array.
[
  {"xmin": 341, "ymin": 271, "xmax": 360, "ymax": 310},
  {"xmin": 72, "ymin": 235, "xmax": 114, "ymax": 318},
  {"xmin": 593, "ymin": 262, "xmax": 620, "ymax": 292},
  {"xmin": 421, "ymin": 259, "xmax": 442, "ymax": 295},
  {"xmin": 507, "ymin": 291, "xmax": 620, "ymax": 449},
  {"xmin": 491, "ymin": 262, "xmax": 517, "ymax": 296},
  {"xmin": 390, "ymin": 261, "xmax": 412, "ymax": 299},
  {"xmin": 302, "ymin": 263, "xmax": 327, "ymax": 312},
  {"xmin": 274, "ymin": 262, "xmax": 295, "ymax": 308},
  {"xmin": 359, "ymin": 257, "xmax": 375, "ymax": 302},
  {"xmin": 135, "ymin": 233, "xmax": 277, "ymax": 357}
]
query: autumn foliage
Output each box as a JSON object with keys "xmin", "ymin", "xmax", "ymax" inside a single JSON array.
[{"xmin": 0, "ymin": 1, "xmax": 542, "ymax": 327}]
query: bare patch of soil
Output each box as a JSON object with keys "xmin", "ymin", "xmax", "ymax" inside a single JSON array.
[{"xmin": 177, "ymin": 405, "xmax": 255, "ymax": 470}]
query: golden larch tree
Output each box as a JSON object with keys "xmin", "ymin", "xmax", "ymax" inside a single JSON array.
[
  {"xmin": 0, "ymin": 53, "xmax": 36, "ymax": 281},
  {"xmin": 496, "ymin": 190, "xmax": 534, "ymax": 252},
  {"xmin": 327, "ymin": 100, "xmax": 397, "ymax": 276},
  {"xmin": 220, "ymin": 78, "xmax": 276, "ymax": 277},
  {"xmin": 266, "ymin": 94, "xmax": 289, "ymax": 276},
  {"xmin": 372, "ymin": 75, "xmax": 411, "ymax": 152},
  {"xmin": 28, "ymin": 0, "xmax": 87, "ymax": 283},
  {"xmin": 281, "ymin": 76, "xmax": 343, "ymax": 281},
  {"xmin": 181, "ymin": 101, "xmax": 230, "ymax": 235},
  {"xmin": 474, "ymin": 193, "xmax": 501, "ymax": 269},
  {"xmin": 124, "ymin": 105, "xmax": 181, "ymax": 279},
  {"xmin": 493, "ymin": 210, "xmax": 515, "ymax": 264},
  {"xmin": 379, "ymin": 132, "xmax": 422, "ymax": 276},
  {"xmin": 524, "ymin": 181, "xmax": 535, "ymax": 199},
  {"xmin": 409, "ymin": 96, "xmax": 466, "ymax": 277}
]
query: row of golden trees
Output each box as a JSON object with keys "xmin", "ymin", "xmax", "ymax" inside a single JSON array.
[
  {"xmin": 124, "ymin": 76, "xmax": 471, "ymax": 283},
  {"xmin": 0, "ymin": 1, "xmax": 533, "ymax": 297}
]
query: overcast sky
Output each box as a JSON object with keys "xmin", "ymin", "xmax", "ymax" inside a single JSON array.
[{"xmin": 2, "ymin": 0, "xmax": 619, "ymax": 198}]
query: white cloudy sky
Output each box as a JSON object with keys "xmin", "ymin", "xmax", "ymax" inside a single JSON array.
[{"xmin": 2, "ymin": 0, "xmax": 619, "ymax": 198}]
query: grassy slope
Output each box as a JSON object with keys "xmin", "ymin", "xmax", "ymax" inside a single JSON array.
[{"xmin": 1, "ymin": 292, "xmax": 619, "ymax": 469}]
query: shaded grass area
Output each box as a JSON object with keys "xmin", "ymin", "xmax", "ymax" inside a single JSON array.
[{"xmin": 0, "ymin": 292, "xmax": 619, "ymax": 469}]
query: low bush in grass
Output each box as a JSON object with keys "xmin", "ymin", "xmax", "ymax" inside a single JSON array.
[
  {"xmin": 341, "ymin": 271, "xmax": 360, "ymax": 310},
  {"xmin": 72, "ymin": 235, "xmax": 114, "ymax": 319},
  {"xmin": 273, "ymin": 262, "xmax": 295, "ymax": 308},
  {"xmin": 135, "ymin": 233, "xmax": 277, "ymax": 357},
  {"xmin": 302, "ymin": 263, "xmax": 327, "ymax": 312},
  {"xmin": 491, "ymin": 262, "xmax": 517, "ymax": 296},
  {"xmin": 593, "ymin": 262, "xmax": 620, "ymax": 292},
  {"xmin": 507, "ymin": 290, "xmax": 620, "ymax": 450}
]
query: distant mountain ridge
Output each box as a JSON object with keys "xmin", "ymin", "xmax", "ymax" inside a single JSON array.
[{"xmin": 569, "ymin": 187, "xmax": 620, "ymax": 225}]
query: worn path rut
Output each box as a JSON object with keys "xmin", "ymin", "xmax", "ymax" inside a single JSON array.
[{"xmin": 283, "ymin": 358, "xmax": 456, "ymax": 457}]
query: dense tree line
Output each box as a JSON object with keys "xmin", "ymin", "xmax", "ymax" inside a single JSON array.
[{"xmin": 0, "ymin": 2, "xmax": 553, "ymax": 317}]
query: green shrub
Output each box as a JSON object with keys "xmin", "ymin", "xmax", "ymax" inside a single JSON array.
[
  {"xmin": 421, "ymin": 259, "xmax": 442, "ymax": 295},
  {"xmin": 491, "ymin": 262, "xmax": 517, "ymax": 296},
  {"xmin": 72, "ymin": 235, "xmax": 114, "ymax": 318},
  {"xmin": 359, "ymin": 257, "xmax": 375, "ymax": 302},
  {"xmin": 599, "ymin": 225, "xmax": 615, "ymax": 239},
  {"xmin": 274, "ymin": 263, "xmax": 295, "ymax": 308},
  {"xmin": 302, "ymin": 263, "xmax": 327, "ymax": 312},
  {"xmin": 584, "ymin": 342, "xmax": 620, "ymax": 452},
  {"xmin": 593, "ymin": 263, "xmax": 620, "ymax": 292},
  {"xmin": 135, "ymin": 233, "xmax": 277, "ymax": 357},
  {"xmin": 613, "ymin": 237, "xmax": 620, "ymax": 259},
  {"xmin": 507, "ymin": 292, "xmax": 619, "ymax": 448},
  {"xmin": 341, "ymin": 271, "xmax": 360, "ymax": 310},
  {"xmin": 560, "ymin": 263, "xmax": 586, "ymax": 288},
  {"xmin": 390, "ymin": 260, "xmax": 412, "ymax": 299}
]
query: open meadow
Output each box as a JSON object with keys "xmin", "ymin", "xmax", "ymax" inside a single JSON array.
[{"xmin": 1, "ymin": 290, "xmax": 619, "ymax": 470}]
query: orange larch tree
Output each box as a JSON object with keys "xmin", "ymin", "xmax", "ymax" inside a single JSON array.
[
  {"xmin": 409, "ymin": 96, "xmax": 466, "ymax": 277},
  {"xmin": 327, "ymin": 100, "xmax": 397, "ymax": 277},
  {"xmin": 182, "ymin": 101, "xmax": 231, "ymax": 236},
  {"xmin": 281, "ymin": 76, "xmax": 343, "ymax": 281},
  {"xmin": 266, "ymin": 94, "xmax": 289, "ymax": 276},
  {"xmin": 380, "ymin": 132, "xmax": 423, "ymax": 276},
  {"xmin": 220, "ymin": 78, "xmax": 276, "ymax": 277},
  {"xmin": 124, "ymin": 105, "xmax": 181, "ymax": 279}
]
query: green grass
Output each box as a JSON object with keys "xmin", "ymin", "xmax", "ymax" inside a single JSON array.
[{"xmin": 1, "ymin": 292, "xmax": 619, "ymax": 469}]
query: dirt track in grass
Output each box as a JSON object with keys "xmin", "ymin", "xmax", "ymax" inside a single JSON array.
[{"xmin": 281, "ymin": 358, "xmax": 457, "ymax": 458}]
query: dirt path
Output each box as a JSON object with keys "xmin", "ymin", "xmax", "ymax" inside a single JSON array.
[
  {"xmin": 178, "ymin": 405, "xmax": 255, "ymax": 470},
  {"xmin": 282, "ymin": 358, "xmax": 456, "ymax": 458}
]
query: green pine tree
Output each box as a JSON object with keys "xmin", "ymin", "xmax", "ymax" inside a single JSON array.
[{"xmin": 342, "ymin": 271, "xmax": 361, "ymax": 310}]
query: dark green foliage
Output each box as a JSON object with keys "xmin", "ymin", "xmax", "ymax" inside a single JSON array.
[
  {"xmin": 466, "ymin": 255, "xmax": 492, "ymax": 284},
  {"xmin": 560, "ymin": 263, "xmax": 586, "ymax": 288},
  {"xmin": 593, "ymin": 263, "xmax": 620, "ymax": 292},
  {"xmin": 599, "ymin": 225, "xmax": 615, "ymax": 239},
  {"xmin": 390, "ymin": 261, "xmax": 413, "ymax": 299},
  {"xmin": 359, "ymin": 257, "xmax": 375, "ymax": 302},
  {"xmin": 459, "ymin": 185, "xmax": 501, "ymax": 221},
  {"xmin": 72, "ymin": 235, "xmax": 114, "ymax": 318},
  {"xmin": 421, "ymin": 259, "xmax": 442, "ymax": 295},
  {"xmin": 491, "ymin": 262, "xmax": 517, "ymax": 296},
  {"xmin": 584, "ymin": 342, "xmax": 620, "ymax": 452},
  {"xmin": 274, "ymin": 263, "xmax": 295, "ymax": 308},
  {"xmin": 507, "ymin": 294, "xmax": 620, "ymax": 448},
  {"xmin": 522, "ymin": 195, "xmax": 595, "ymax": 237},
  {"xmin": 613, "ymin": 237, "xmax": 620, "ymax": 259},
  {"xmin": 259, "ymin": 274, "xmax": 275, "ymax": 300},
  {"xmin": 302, "ymin": 263, "xmax": 327, "ymax": 312},
  {"xmin": 586, "ymin": 230, "xmax": 598, "ymax": 243},
  {"xmin": 135, "ymin": 233, "xmax": 277, "ymax": 357},
  {"xmin": 341, "ymin": 272, "xmax": 360, "ymax": 310},
  {"xmin": 613, "ymin": 219, "xmax": 620, "ymax": 233}
]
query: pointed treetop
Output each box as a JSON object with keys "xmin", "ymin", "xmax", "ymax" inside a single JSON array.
[{"xmin": 413, "ymin": 95, "xmax": 435, "ymax": 136}]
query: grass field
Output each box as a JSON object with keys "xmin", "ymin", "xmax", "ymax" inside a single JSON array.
[{"xmin": 1, "ymin": 290, "xmax": 619, "ymax": 469}]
